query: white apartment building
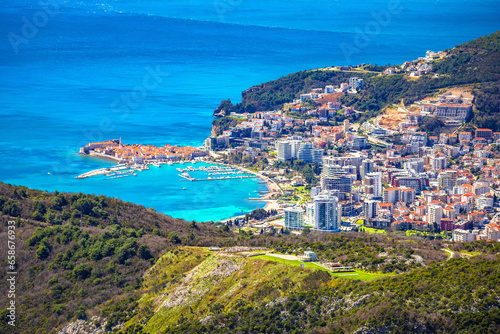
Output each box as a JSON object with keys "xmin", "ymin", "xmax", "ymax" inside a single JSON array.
[
  {"xmin": 313, "ymin": 193, "xmax": 340, "ymax": 231},
  {"xmin": 453, "ymin": 229, "xmax": 476, "ymax": 242},
  {"xmin": 277, "ymin": 140, "xmax": 291, "ymax": 161},
  {"xmin": 428, "ymin": 204, "xmax": 443, "ymax": 224},
  {"xmin": 284, "ymin": 207, "xmax": 305, "ymax": 229},
  {"xmin": 364, "ymin": 172, "xmax": 383, "ymax": 198}
]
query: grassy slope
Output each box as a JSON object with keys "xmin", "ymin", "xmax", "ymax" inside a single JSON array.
[
  {"xmin": 253, "ymin": 255, "xmax": 392, "ymax": 281},
  {"xmin": 123, "ymin": 247, "xmax": 332, "ymax": 333},
  {"xmin": 159, "ymin": 254, "xmax": 500, "ymax": 334}
]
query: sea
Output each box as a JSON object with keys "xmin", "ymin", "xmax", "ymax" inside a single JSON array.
[{"xmin": 1, "ymin": 0, "xmax": 499, "ymax": 221}]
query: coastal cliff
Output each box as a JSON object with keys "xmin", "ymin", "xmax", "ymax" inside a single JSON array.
[
  {"xmin": 212, "ymin": 99, "xmax": 235, "ymax": 117},
  {"xmin": 211, "ymin": 116, "xmax": 241, "ymax": 136}
]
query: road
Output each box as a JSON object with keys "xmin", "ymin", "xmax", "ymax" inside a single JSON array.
[
  {"xmin": 442, "ymin": 248, "xmax": 454, "ymax": 260},
  {"xmin": 367, "ymin": 135, "xmax": 390, "ymax": 147}
]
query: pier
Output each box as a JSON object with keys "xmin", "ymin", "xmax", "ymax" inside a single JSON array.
[
  {"xmin": 176, "ymin": 166, "xmax": 239, "ymax": 173},
  {"xmin": 179, "ymin": 173, "xmax": 256, "ymax": 182},
  {"xmin": 75, "ymin": 164, "xmax": 132, "ymax": 179},
  {"xmin": 177, "ymin": 165, "xmax": 256, "ymax": 182}
]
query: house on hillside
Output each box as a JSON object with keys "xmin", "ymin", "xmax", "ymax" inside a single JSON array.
[{"xmin": 299, "ymin": 251, "xmax": 317, "ymax": 262}]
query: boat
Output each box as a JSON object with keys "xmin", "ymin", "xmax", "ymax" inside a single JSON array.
[
  {"xmin": 183, "ymin": 188, "xmax": 187, "ymax": 190},
  {"xmin": 47, "ymin": 172, "xmax": 51, "ymax": 175}
]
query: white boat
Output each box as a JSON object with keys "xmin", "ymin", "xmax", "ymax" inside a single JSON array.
[{"xmin": 183, "ymin": 187, "xmax": 187, "ymax": 190}]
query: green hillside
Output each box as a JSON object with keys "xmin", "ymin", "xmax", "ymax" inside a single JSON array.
[
  {"xmin": 1, "ymin": 183, "xmax": 500, "ymax": 333},
  {"xmin": 0, "ymin": 182, "xmax": 233, "ymax": 333},
  {"xmin": 216, "ymin": 30, "xmax": 500, "ymax": 130}
]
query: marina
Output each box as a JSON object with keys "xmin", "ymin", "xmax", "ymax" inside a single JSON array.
[{"xmin": 177, "ymin": 165, "xmax": 257, "ymax": 182}]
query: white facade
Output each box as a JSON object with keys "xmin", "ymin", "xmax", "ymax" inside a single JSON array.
[
  {"xmin": 428, "ymin": 204, "xmax": 443, "ymax": 224},
  {"xmin": 364, "ymin": 172, "xmax": 383, "ymax": 198},
  {"xmin": 313, "ymin": 193, "xmax": 340, "ymax": 231},
  {"xmin": 277, "ymin": 140, "xmax": 292, "ymax": 161},
  {"xmin": 453, "ymin": 229, "xmax": 476, "ymax": 242},
  {"xmin": 431, "ymin": 156, "xmax": 447, "ymax": 170},
  {"xmin": 284, "ymin": 207, "xmax": 305, "ymax": 229},
  {"xmin": 477, "ymin": 196, "xmax": 494, "ymax": 211}
]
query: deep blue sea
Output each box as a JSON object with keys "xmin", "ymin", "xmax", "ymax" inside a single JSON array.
[{"xmin": 1, "ymin": 0, "xmax": 499, "ymax": 221}]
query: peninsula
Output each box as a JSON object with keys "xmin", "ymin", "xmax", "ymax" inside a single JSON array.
[{"xmin": 78, "ymin": 138, "xmax": 208, "ymax": 164}]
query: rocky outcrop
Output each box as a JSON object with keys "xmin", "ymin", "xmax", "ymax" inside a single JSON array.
[
  {"xmin": 56, "ymin": 316, "xmax": 122, "ymax": 334},
  {"xmin": 213, "ymin": 99, "xmax": 235, "ymax": 117}
]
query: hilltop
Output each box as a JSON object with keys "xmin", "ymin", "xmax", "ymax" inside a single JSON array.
[{"xmin": 214, "ymin": 30, "xmax": 500, "ymax": 130}]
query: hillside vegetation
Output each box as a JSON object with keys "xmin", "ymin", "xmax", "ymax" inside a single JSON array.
[
  {"xmin": 167, "ymin": 255, "xmax": 500, "ymax": 334},
  {"xmin": 213, "ymin": 70, "xmax": 377, "ymax": 114},
  {"xmin": 0, "ymin": 182, "xmax": 232, "ymax": 333},
  {"xmin": 1, "ymin": 183, "xmax": 499, "ymax": 333},
  {"xmin": 215, "ymin": 31, "xmax": 500, "ymax": 130}
]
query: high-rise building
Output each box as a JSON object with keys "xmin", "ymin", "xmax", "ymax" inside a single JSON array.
[
  {"xmin": 363, "ymin": 199, "xmax": 379, "ymax": 219},
  {"xmin": 284, "ymin": 207, "xmax": 304, "ymax": 229},
  {"xmin": 360, "ymin": 159, "xmax": 373, "ymax": 178},
  {"xmin": 277, "ymin": 140, "xmax": 291, "ymax": 162},
  {"xmin": 321, "ymin": 174, "xmax": 352, "ymax": 194},
  {"xmin": 400, "ymin": 187, "xmax": 416, "ymax": 204},
  {"xmin": 428, "ymin": 204, "xmax": 443, "ymax": 224},
  {"xmin": 313, "ymin": 149, "xmax": 324, "ymax": 164},
  {"xmin": 313, "ymin": 193, "xmax": 340, "ymax": 231},
  {"xmin": 363, "ymin": 172, "xmax": 382, "ymax": 198},
  {"xmin": 431, "ymin": 156, "xmax": 447, "ymax": 170},
  {"xmin": 383, "ymin": 187, "xmax": 400, "ymax": 204},
  {"xmin": 289, "ymin": 139, "xmax": 302, "ymax": 159},
  {"xmin": 297, "ymin": 142, "xmax": 313, "ymax": 162},
  {"xmin": 305, "ymin": 202, "xmax": 315, "ymax": 225},
  {"xmin": 438, "ymin": 172, "xmax": 456, "ymax": 191},
  {"xmin": 404, "ymin": 158, "xmax": 424, "ymax": 174}
]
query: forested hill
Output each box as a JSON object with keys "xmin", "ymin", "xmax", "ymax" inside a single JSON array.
[
  {"xmin": 341, "ymin": 30, "xmax": 500, "ymax": 128},
  {"xmin": 0, "ymin": 182, "xmax": 233, "ymax": 333},
  {"xmin": 215, "ymin": 30, "xmax": 500, "ymax": 129},
  {"xmin": 212, "ymin": 68, "xmax": 380, "ymax": 115}
]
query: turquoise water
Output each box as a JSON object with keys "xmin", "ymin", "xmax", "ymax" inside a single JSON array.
[{"xmin": 0, "ymin": 0, "xmax": 499, "ymax": 221}]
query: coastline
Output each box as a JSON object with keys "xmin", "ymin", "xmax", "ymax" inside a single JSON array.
[
  {"xmin": 211, "ymin": 161, "xmax": 282, "ymax": 216},
  {"xmin": 75, "ymin": 155, "xmax": 280, "ymax": 221}
]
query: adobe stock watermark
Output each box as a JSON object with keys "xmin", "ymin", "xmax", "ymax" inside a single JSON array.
[
  {"xmin": 83, "ymin": 65, "xmax": 169, "ymax": 144},
  {"xmin": 47, "ymin": 65, "xmax": 169, "ymax": 184},
  {"xmin": 7, "ymin": 0, "xmax": 61, "ymax": 54},
  {"xmin": 214, "ymin": 0, "xmax": 243, "ymax": 22},
  {"xmin": 340, "ymin": 0, "xmax": 403, "ymax": 63}
]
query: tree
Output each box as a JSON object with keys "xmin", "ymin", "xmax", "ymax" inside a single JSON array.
[
  {"xmin": 137, "ymin": 245, "xmax": 152, "ymax": 260},
  {"xmin": 168, "ymin": 232, "xmax": 181, "ymax": 244},
  {"xmin": 36, "ymin": 243, "xmax": 50, "ymax": 259}
]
